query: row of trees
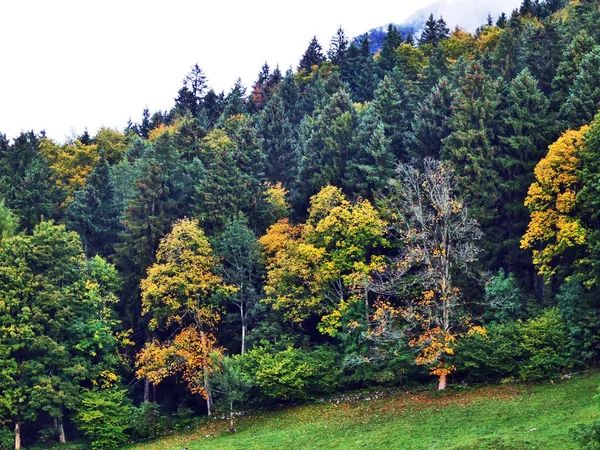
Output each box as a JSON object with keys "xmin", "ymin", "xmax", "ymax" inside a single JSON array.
[{"xmin": 4, "ymin": 0, "xmax": 600, "ymax": 447}]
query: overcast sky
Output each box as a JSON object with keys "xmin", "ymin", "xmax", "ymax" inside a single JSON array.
[{"xmin": 0, "ymin": 0, "xmax": 510, "ymax": 142}]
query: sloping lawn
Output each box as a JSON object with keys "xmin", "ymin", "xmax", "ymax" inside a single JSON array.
[{"xmin": 125, "ymin": 372, "xmax": 600, "ymax": 450}]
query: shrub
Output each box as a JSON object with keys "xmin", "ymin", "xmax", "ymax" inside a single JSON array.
[
  {"xmin": 130, "ymin": 401, "xmax": 169, "ymax": 441},
  {"xmin": 455, "ymin": 321, "xmax": 523, "ymax": 382},
  {"xmin": 0, "ymin": 427, "xmax": 13, "ymax": 450},
  {"xmin": 240, "ymin": 344, "xmax": 342, "ymax": 401},
  {"xmin": 456, "ymin": 309, "xmax": 573, "ymax": 382},
  {"xmin": 73, "ymin": 388, "xmax": 131, "ymax": 450},
  {"xmin": 519, "ymin": 308, "xmax": 572, "ymax": 380}
]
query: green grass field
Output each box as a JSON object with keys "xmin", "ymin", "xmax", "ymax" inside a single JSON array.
[{"xmin": 125, "ymin": 372, "xmax": 600, "ymax": 450}]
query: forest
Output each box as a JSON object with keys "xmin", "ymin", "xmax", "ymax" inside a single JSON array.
[{"xmin": 3, "ymin": 0, "xmax": 600, "ymax": 448}]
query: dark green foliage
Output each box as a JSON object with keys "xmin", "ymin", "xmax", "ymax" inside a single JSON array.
[
  {"xmin": 129, "ymin": 402, "xmax": 169, "ymax": 441},
  {"xmin": 497, "ymin": 68, "xmax": 554, "ymax": 272},
  {"xmin": 257, "ymin": 93, "xmax": 298, "ymax": 187},
  {"xmin": 405, "ymin": 77, "xmax": 453, "ymax": 159},
  {"xmin": 455, "ymin": 322, "xmax": 523, "ymax": 381},
  {"xmin": 556, "ymin": 277, "xmax": 600, "ymax": 365},
  {"xmin": 212, "ymin": 214, "xmax": 263, "ymax": 354},
  {"xmin": 73, "ymin": 388, "xmax": 131, "ymax": 450},
  {"xmin": 298, "ymin": 36, "xmax": 325, "ymax": 72},
  {"xmin": 373, "ymin": 70, "xmax": 412, "ymax": 160},
  {"xmin": 551, "ymin": 31, "xmax": 595, "ymax": 109},
  {"xmin": 456, "ymin": 309, "xmax": 571, "ymax": 382},
  {"xmin": 0, "ymin": 132, "xmax": 62, "ymax": 231},
  {"xmin": 174, "ymin": 63, "xmax": 208, "ymax": 120},
  {"xmin": 327, "ymin": 27, "xmax": 349, "ymax": 66},
  {"xmin": 519, "ymin": 308, "xmax": 571, "ymax": 380},
  {"xmin": 194, "ymin": 115, "xmax": 267, "ymax": 232},
  {"xmin": 378, "ymin": 24, "xmax": 402, "ymax": 73},
  {"xmin": 345, "ymin": 103, "xmax": 395, "ymax": 198},
  {"xmin": 484, "ymin": 269, "xmax": 524, "ymax": 323},
  {"xmin": 67, "ymin": 158, "xmax": 121, "ymax": 257},
  {"xmin": 419, "ymin": 15, "xmax": 449, "ymax": 47},
  {"xmin": 342, "ymin": 36, "xmax": 378, "ymax": 103},
  {"xmin": 559, "ymin": 46, "xmax": 600, "ymax": 128},
  {"xmin": 442, "ymin": 61, "xmax": 501, "ymax": 229},
  {"xmin": 221, "ymin": 79, "xmax": 248, "ymax": 121},
  {"xmin": 298, "ymin": 88, "xmax": 357, "ymax": 203}
]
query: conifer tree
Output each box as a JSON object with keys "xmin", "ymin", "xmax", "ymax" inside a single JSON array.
[
  {"xmin": 327, "ymin": 27, "xmax": 349, "ymax": 66},
  {"xmin": 378, "ymin": 24, "xmax": 402, "ymax": 73},
  {"xmin": 174, "ymin": 63, "xmax": 208, "ymax": 119},
  {"xmin": 298, "ymin": 89, "xmax": 357, "ymax": 203},
  {"xmin": 257, "ymin": 94, "xmax": 298, "ymax": 187},
  {"xmin": 373, "ymin": 70, "xmax": 412, "ymax": 161},
  {"xmin": 497, "ymin": 68, "xmax": 554, "ymax": 271},
  {"xmin": 67, "ymin": 158, "xmax": 122, "ymax": 258},
  {"xmin": 298, "ymin": 36, "xmax": 325, "ymax": 72},
  {"xmin": 442, "ymin": 61, "xmax": 502, "ymax": 230},
  {"xmin": 551, "ymin": 31, "xmax": 595, "ymax": 109},
  {"xmin": 405, "ymin": 77, "xmax": 454, "ymax": 159},
  {"xmin": 345, "ymin": 104, "xmax": 395, "ymax": 198},
  {"xmin": 559, "ymin": 46, "xmax": 600, "ymax": 129}
]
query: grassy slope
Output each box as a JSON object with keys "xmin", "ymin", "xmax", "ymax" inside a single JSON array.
[{"xmin": 125, "ymin": 372, "xmax": 600, "ymax": 450}]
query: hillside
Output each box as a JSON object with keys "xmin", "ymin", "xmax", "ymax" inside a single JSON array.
[{"xmin": 125, "ymin": 373, "xmax": 600, "ymax": 450}]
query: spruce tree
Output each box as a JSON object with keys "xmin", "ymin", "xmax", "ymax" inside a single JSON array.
[
  {"xmin": 551, "ymin": 31, "xmax": 595, "ymax": 109},
  {"xmin": 442, "ymin": 61, "xmax": 502, "ymax": 230},
  {"xmin": 298, "ymin": 36, "xmax": 325, "ymax": 72},
  {"xmin": 345, "ymin": 103, "xmax": 395, "ymax": 198},
  {"xmin": 405, "ymin": 77, "xmax": 454, "ymax": 159},
  {"xmin": 174, "ymin": 63, "xmax": 208, "ymax": 119},
  {"xmin": 559, "ymin": 46, "xmax": 600, "ymax": 128},
  {"xmin": 419, "ymin": 14, "xmax": 439, "ymax": 46},
  {"xmin": 497, "ymin": 68, "xmax": 554, "ymax": 271},
  {"xmin": 66, "ymin": 158, "xmax": 121, "ymax": 258},
  {"xmin": 327, "ymin": 27, "xmax": 349, "ymax": 66},
  {"xmin": 257, "ymin": 94, "xmax": 298, "ymax": 188},
  {"xmin": 378, "ymin": 24, "xmax": 402, "ymax": 74},
  {"xmin": 298, "ymin": 88, "xmax": 357, "ymax": 203}
]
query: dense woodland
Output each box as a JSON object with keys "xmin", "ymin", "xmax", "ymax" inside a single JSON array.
[{"xmin": 4, "ymin": 0, "xmax": 600, "ymax": 448}]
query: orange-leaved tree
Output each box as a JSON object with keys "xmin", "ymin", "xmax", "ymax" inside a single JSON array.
[{"xmin": 136, "ymin": 218, "xmax": 235, "ymax": 415}]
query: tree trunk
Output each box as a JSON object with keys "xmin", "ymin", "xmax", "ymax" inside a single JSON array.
[
  {"xmin": 201, "ymin": 330, "xmax": 212, "ymax": 416},
  {"xmin": 143, "ymin": 378, "xmax": 150, "ymax": 403},
  {"xmin": 241, "ymin": 323, "xmax": 246, "ymax": 355},
  {"xmin": 55, "ymin": 417, "xmax": 66, "ymax": 444},
  {"xmin": 229, "ymin": 401, "xmax": 235, "ymax": 432},
  {"xmin": 438, "ymin": 373, "xmax": 447, "ymax": 390},
  {"xmin": 14, "ymin": 422, "xmax": 21, "ymax": 450}
]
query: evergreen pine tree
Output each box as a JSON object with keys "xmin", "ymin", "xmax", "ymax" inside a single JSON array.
[
  {"xmin": 378, "ymin": 24, "xmax": 402, "ymax": 73},
  {"xmin": 419, "ymin": 14, "xmax": 439, "ymax": 46},
  {"xmin": 497, "ymin": 68, "xmax": 554, "ymax": 271},
  {"xmin": 405, "ymin": 77, "xmax": 454, "ymax": 159},
  {"xmin": 66, "ymin": 158, "xmax": 122, "ymax": 257},
  {"xmin": 559, "ymin": 46, "xmax": 600, "ymax": 128},
  {"xmin": 257, "ymin": 94, "xmax": 298, "ymax": 188},
  {"xmin": 298, "ymin": 36, "xmax": 325, "ymax": 72},
  {"xmin": 442, "ymin": 61, "xmax": 502, "ymax": 230},
  {"xmin": 327, "ymin": 27, "xmax": 349, "ymax": 66},
  {"xmin": 345, "ymin": 104, "xmax": 395, "ymax": 198}
]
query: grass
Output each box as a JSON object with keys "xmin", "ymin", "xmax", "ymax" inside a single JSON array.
[{"xmin": 124, "ymin": 372, "xmax": 600, "ymax": 450}]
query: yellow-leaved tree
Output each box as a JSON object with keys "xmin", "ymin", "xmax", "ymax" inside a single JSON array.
[
  {"xmin": 260, "ymin": 186, "xmax": 388, "ymax": 336},
  {"xmin": 136, "ymin": 218, "xmax": 235, "ymax": 415},
  {"xmin": 521, "ymin": 126, "xmax": 589, "ymax": 278}
]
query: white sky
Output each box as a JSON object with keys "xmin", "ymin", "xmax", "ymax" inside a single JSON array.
[{"xmin": 0, "ymin": 0, "xmax": 444, "ymax": 142}]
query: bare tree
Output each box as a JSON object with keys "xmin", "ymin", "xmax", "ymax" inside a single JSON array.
[{"xmin": 376, "ymin": 158, "xmax": 482, "ymax": 390}]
